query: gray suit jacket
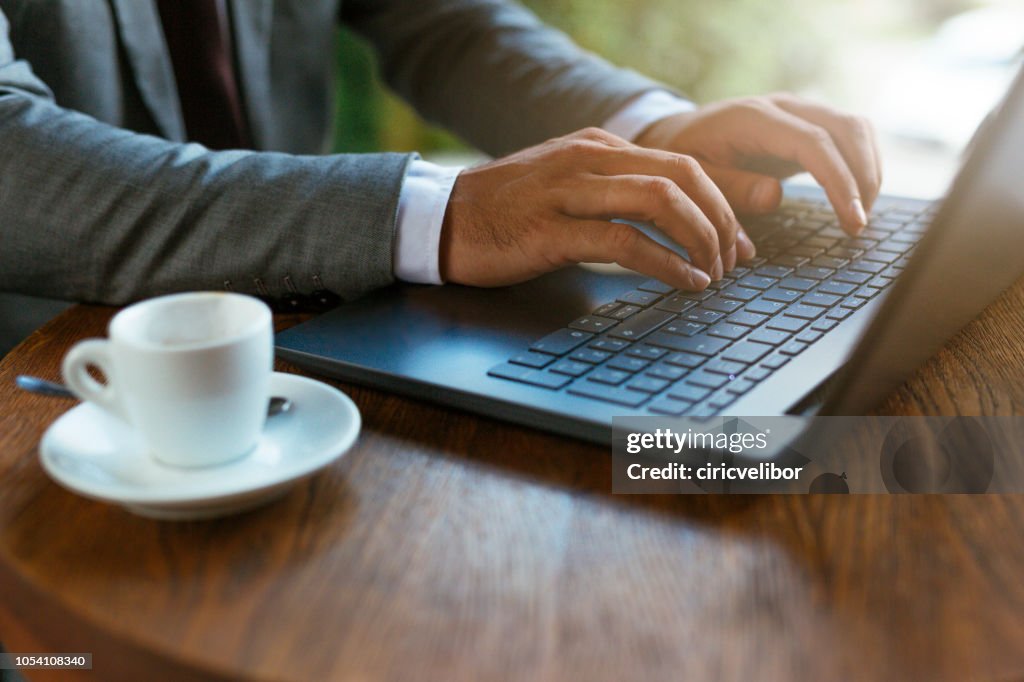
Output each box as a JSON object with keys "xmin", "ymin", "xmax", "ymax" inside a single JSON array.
[{"xmin": 0, "ymin": 0, "xmax": 662, "ymax": 305}]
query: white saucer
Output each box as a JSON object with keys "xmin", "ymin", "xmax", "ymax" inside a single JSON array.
[{"xmin": 39, "ymin": 372, "xmax": 360, "ymax": 520}]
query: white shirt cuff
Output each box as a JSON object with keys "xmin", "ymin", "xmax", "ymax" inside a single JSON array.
[
  {"xmin": 394, "ymin": 159, "xmax": 463, "ymax": 284},
  {"xmin": 602, "ymin": 90, "xmax": 697, "ymax": 142}
]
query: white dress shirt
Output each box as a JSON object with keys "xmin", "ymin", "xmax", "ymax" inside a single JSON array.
[{"xmin": 393, "ymin": 90, "xmax": 697, "ymax": 284}]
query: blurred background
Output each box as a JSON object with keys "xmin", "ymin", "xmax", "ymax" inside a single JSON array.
[{"xmin": 333, "ymin": 0, "xmax": 1023, "ymax": 199}]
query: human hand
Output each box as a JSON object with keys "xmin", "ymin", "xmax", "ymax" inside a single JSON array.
[
  {"xmin": 633, "ymin": 94, "xmax": 882, "ymax": 235},
  {"xmin": 439, "ymin": 128, "xmax": 756, "ymax": 292}
]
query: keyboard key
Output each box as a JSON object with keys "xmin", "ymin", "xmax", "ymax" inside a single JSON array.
[
  {"xmin": 683, "ymin": 308, "xmax": 725, "ymax": 325},
  {"xmin": 590, "ymin": 337, "xmax": 629, "ymax": 353},
  {"xmin": 655, "ymin": 294, "xmax": 698, "ymax": 314},
  {"xmin": 795, "ymin": 266, "xmax": 834, "ymax": 280},
  {"xmin": 727, "ymin": 311, "xmax": 769, "ymax": 327},
  {"xmin": 811, "ymin": 319, "xmax": 839, "ymax": 332},
  {"xmin": 549, "ymin": 359, "xmax": 592, "ymax": 377},
  {"xmin": 592, "ymin": 302, "xmax": 620, "ymax": 317},
  {"xmin": 488, "ymin": 363, "xmax": 572, "ymax": 389},
  {"xmin": 663, "ymin": 320, "xmax": 707, "ymax": 337},
  {"xmin": 796, "ymin": 330, "xmax": 823, "ymax": 344},
  {"xmin": 745, "ymin": 366, "xmax": 771, "ymax": 382},
  {"xmin": 863, "ymin": 249, "xmax": 900, "ymax": 263},
  {"xmin": 664, "ymin": 352, "xmax": 706, "ymax": 369},
  {"xmin": 804, "ymin": 236, "xmax": 839, "ymax": 249},
  {"xmin": 745, "ymin": 299, "xmax": 787, "ymax": 316},
  {"xmin": 766, "ymin": 316, "xmax": 809, "ymax": 332},
  {"xmin": 833, "ymin": 270, "xmax": 872, "ymax": 285},
  {"xmin": 626, "ymin": 345, "xmax": 667, "ymax": 361},
  {"xmin": 810, "ymin": 256, "xmax": 847, "ymax": 270},
  {"xmin": 610, "ymin": 304, "xmax": 642, "ymax": 320},
  {"xmin": 530, "ymin": 329, "xmax": 593, "ymax": 355},
  {"xmin": 748, "ymin": 328, "xmax": 790, "ymax": 346},
  {"xmin": 646, "ymin": 332, "xmax": 730, "ymax": 356},
  {"xmin": 827, "ymin": 246, "xmax": 863, "ymax": 260},
  {"xmin": 778, "ymin": 277, "xmax": 817, "ymax": 292},
  {"xmin": 568, "ymin": 381, "xmax": 648, "ymax": 407},
  {"xmin": 646, "ymin": 363, "xmax": 687, "ymax": 382},
  {"xmin": 755, "ymin": 265, "xmax": 792, "ymax": 279},
  {"xmin": 790, "ymin": 245, "xmax": 824, "ymax": 258},
  {"xmin": 726, "ymin": 378, "xmax": 757, "ymax": 396},
  {"xmin": 607, "ymin": 356, "xmax": 650, "ymax": 373},
  {"xmin": 761, "ymin": 354, "xmax": 791, "ymax": 370},
  {"xmin": 588, "ymin": 368, "xmax": 630, "ymax": 385},
  {"xmin": 668, "ymin": 383, "xmax": 711, "ymax": 403},
  {"xmin": 785, "ymin": 304, "xmax": 824, "ymax": 320},
  {"xmin": 686, "ymin": 370, "xmax": 729, "ymax": 390},
  {"xmin": 722, "ymin": 341, "xmax": 772, "ymax": 364},
  {"xmin": 801, "ymin": 292, "xmax": 842, "ymax": 308},
  {"xmin": 707, "ymin": 389, "xmax": 738, "ymax": 410},
  {"xmin": 647, "ymin": 397, "xmax": 693, "ymax": 416},
  {"xmin": 638, "ymin": 279, "xmax": 675, "ymax": 294},
  {"xmin": 570, "ymin": 348, "xmax": 611, "ymax": 364},
  {"xmin": 737, "ymin": 275, "xmax": 777, "ymax": 290},
  {"xmin": 763, "ymin": 287, "xmax": 801, "ymax": 303},
  {"xmin": 854, "ymin": 286, "xmax": 878, "ymax": 299},
  {"xmin": 678, "ymin": 289, "xmax": 714, "ymax": 301},
  {"xmin": 702, "ymin": 296, "xmax": 744, "ymax": 314},
  {"xmin": 841, "ymin": 296, "xmax": 866, "ymax": 309},
  {"xmin": 876, "ymin": 240, "xmax": 907, "ymax": 254},
  {"xmin": 707, "ymin": 322, "xmax": 750, "ymax": 341},
  {"xmin": 704, "ymin": 358, "xmax": 747, "ymax": 376},
  {"xmin": 817, "ymin": 281, "xmax": 857, "ymax": 296},
  {"xmin": 779, "ymin": 341, "xmax": 808, "ymax": 356},
  {"xmin": 848, "ymin": 260, "xmax": 885, "ymax": 274},
  {"xmin": 722, "ymin": 285, "xmax": 759, "ymax": 302},
  {"xmin": 627, "ymin": 376, "xmax": 670, "ymax": 394},
  {"xmin": 510, "ymin": 351, "xmax": 555, "ymax": 368},
  {"xmin": 867, "ymin": 276, "xmax": 893, "ymax": 289},
  {"xmin": 608, "ymin": 308, "xmax": 674, "ymax": 340},
  {"xmin": 617, "ymin": 290, "xmax": 661, "ymax": 306},
  {"xmin": 826, "ymin": 307, "xmax": 854, "ymax": 320},
  {"xmin": 772, "ymin": 255, "xmax": 809, "ymax": 268},
  {"xmin": 570, "ymin": 315, "xmax": 617, "ymax": 333}
]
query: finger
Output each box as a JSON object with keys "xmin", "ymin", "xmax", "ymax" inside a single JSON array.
[
  {"xmin": 703, "ymin": 163, "xmax": 783, "ymax": 214},
  {"xmin": 566, "ymin": 220, "xmax": 712, "ymax": 291},
  {"xmin": 559, "ymin": 174, "xmax": 723, "ymax": 278},
  {"xmin": 585, "ymin": 148, "xmax": 741, "ymax": 269},
  {"xmin": 742, "ymin": 104, "xmax": 868, "ymax": 234},
  {"xmin": 770, "ymin": 95, "xmax": 883, "ymax": 212}
]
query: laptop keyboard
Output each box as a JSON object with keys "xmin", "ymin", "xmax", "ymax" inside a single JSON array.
[{"xmin": 488, "ymin": 197, "xmax": 937, "ymax": 416}]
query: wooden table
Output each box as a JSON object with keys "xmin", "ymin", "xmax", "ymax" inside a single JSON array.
[{"xmin": 2, "ymin": 282, "xmax": 1024, "ymax": 682}]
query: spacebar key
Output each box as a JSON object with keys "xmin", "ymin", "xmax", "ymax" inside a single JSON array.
[{"xmin": 608, "ymin": 308, "xmax": 674, "ymax": 341}]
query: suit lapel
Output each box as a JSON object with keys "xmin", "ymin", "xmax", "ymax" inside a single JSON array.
[
  {"xmin": 228, "ymin": 0, "xmax": 273, "ymax": 149},
  {"xmin": 109, "ymin": 0, "xmax": 186, "ymax": 141}
]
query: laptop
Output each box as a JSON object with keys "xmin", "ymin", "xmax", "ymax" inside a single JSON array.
[{"xmin": 276, "ymin": 66, "xmax": 1024, "ymax": 445}]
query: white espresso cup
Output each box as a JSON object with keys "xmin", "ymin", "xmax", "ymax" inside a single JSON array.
[{"xmin": 62, "ymin": 292, "xmax": 273, "ymax": 467}]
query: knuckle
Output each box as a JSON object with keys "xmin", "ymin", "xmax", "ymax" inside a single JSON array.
[
  {"xmin": 578, "ymin": 126, "xmax": 612, "ymax": 142},
  {"xmin": 672, "ymin": 154, "xmax": 704, "ymax": 181},
  {"xmin": 642, "ymin": 177, "xmax": 679, "ymax": 206},
  {"xmin": 608, "ymin": 224, "xmax": 641, "ymax": 253},
  {"xmin": 804, "ymin": 125, "xmax": 834, "ymax": 148}
]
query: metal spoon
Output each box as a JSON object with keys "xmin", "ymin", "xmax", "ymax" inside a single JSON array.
[{"xmin": 15, "ymin": 375, "xmax": 293, "ymax": 417}]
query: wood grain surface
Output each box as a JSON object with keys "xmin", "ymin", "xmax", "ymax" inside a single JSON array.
[{"xmin": 1, "ymin": 279, "xmax": 1024, "ymax": 681}]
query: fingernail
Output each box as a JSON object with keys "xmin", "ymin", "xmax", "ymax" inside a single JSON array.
[
  {"xmin": 712, "ymin": 256, "xmax": 723, "ymax": 281},
  {"xmin": 750, "ymin": 181, "xmax": 777, "ymax": 211},
  {"xmin": 689, "ymin": 268, "xmax": 711, "ymax": 290},
  {"xmin": 851, "ymin": 198, "xmax": 868, "ymax": 229}
]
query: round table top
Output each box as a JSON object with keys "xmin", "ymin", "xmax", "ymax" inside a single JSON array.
[{"xmin": 2, "ymin": 296, "xmax": 1024, "ymax": 681}]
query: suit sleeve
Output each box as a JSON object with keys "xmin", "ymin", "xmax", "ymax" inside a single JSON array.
[
  {"xmin": 0, "ymin": 7, "xmax": 411, "ymax": 305},
  {"xmin": 340, "ymin": 0, "xmax": 671, "ymax": 157}
]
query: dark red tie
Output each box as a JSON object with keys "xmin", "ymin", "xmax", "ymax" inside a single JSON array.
[{"xmin": 156, "ymin": 0, "xmax": 252, "ymax": 149}]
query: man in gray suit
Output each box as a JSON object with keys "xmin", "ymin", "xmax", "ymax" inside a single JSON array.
[{"xmin": 0, "ymin": 0, "xmax": 879, "ymax": 348}]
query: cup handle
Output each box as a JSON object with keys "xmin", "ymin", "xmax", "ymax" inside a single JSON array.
[{"xmin": 62, "ymin": 339, "xmax": 128, "ymax": 422}]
